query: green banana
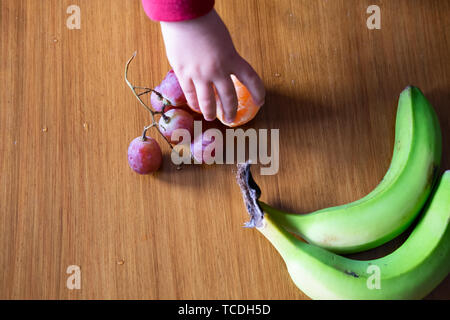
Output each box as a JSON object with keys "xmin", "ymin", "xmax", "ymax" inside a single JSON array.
[
  {"xmin": 259, "ymin": 86, "xmax": 442, "ymax": 254},
  {"xmin": 253, "ymin": 170, "xmax": 450, "ymax": 300}
]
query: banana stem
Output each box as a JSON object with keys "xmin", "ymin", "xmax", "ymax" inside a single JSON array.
[{"xmin": 236, "ymin": 162, "xmax": 264, "ymax": 228}]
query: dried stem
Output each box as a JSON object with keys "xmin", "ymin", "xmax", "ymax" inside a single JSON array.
[
  {"xmin": 138, "ymin": 90, "xmax": 152, "ymax": 97},
  {"xmin": 124, "ymin": 51, "xmax": 174, "ymax": 150},
  {"xmin": 236, "ymin": 162, "xmax": 264, "ymax": 228},
  {"xmin": 141, "ymin": 124, "xmax": 156, "ymax": 141}
]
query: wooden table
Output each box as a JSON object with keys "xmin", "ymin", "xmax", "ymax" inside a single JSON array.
[{"xmin": 1, "ymin": 0, "xmax": 449, "ymax": 299}]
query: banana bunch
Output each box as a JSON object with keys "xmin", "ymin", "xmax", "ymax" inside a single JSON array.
[
  {"xmin": 261, "ymin": 87, "xmax": 443, "ymax": 254},
  {"xmin": 236, "ymin": 86, "xmax": 449, "ymax": 299}
]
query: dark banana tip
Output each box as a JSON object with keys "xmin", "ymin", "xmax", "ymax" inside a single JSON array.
[
  {"xmin": 401, "ymin": 85, "xmax": 414, "ymax": 95},
  {"xmin": 402, "ymin": 85, "xmax": 425, "ymax": 95},
  {"xmin": 236, "ymin": 162, "xmax": 264, "ymax": 228}
]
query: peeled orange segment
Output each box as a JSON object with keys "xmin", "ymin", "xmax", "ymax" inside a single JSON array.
[
  {"xmin": 216, "ymin": 75, "xmax": 261, "ymax": 127},
  {"xmin": 187, "ymin": 75, "xmax": 262, "ymax": 127}
]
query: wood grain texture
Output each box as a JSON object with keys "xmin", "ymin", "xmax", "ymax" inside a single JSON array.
[{"xmin": 1, "ymin": 0, "xmax": 449, "ymax": 299}]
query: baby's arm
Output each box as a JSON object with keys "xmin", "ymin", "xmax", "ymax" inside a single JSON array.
[{"xmin": 142, "ymin": 0, "xmax": 265, "ymax": 122}]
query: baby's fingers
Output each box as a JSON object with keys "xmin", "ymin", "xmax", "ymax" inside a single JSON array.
[
  {"xmin": 195, "ymin": 81, "xmax": 217, "ymax": 121},
  {"xmin": 214, "ymin": 77, "xmax": 238, "ymax": 123},
  {"xmin": 234, "ymin": 59, "xmax": 265, "ymax": 106},
  {"xmin": 179, "ymin": 78, "xmax": 200, "ymax": 112}
]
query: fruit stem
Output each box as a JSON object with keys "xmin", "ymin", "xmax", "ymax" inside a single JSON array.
[
  {"xmin": 236, "ymin": 162, "xmax": 264, "ymax": 228},
  {"xmin": 124, "ymin": 53, "xmax": 156, "ymax": 115},
  {"xmin": 125, "ymin": 52, "xmax": 174, "ymax": 151},
  {"xmin": 161, "ymin": 104, "xmax": 171, "ymax": 123},
  {"xmin": 141, "ymin": 124, "xmax": 155, "ymax": 141}
]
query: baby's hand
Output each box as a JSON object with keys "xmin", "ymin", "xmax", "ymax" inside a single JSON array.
[{"xmin": 160, "ymin": 10, "xmax": 265, "ymax": 122}]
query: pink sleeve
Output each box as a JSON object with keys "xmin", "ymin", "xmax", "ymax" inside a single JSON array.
[{"xmin": 141, "ymin": 0, "xmax": 215, "ymax": 22}]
